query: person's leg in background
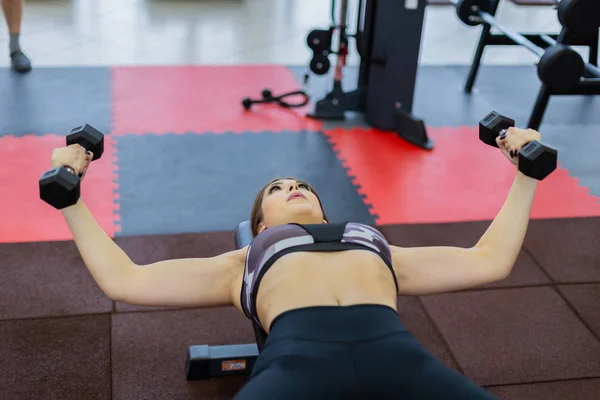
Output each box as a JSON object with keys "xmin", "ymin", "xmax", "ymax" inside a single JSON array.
[{"xmin": 2, "ymin": 0, "xmax": 31, "ymax": 72}]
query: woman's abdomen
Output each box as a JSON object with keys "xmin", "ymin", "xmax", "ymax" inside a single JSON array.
[{"xmin": 256, "ymin": 250, "xmax": 398, "ymax": 333}]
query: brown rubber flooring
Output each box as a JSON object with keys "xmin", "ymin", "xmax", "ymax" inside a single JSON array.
[{"xmin": 1, "ymin": 217, "xmax": 599, "ymax": 399}]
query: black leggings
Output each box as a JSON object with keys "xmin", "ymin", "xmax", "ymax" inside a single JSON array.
[{"xmin": 234, "ymin": 304, "xmax": 497, "ymax": 400}]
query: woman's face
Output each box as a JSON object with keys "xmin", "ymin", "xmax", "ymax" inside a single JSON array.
[{"xmin": 257, "ymin": 179, "xmax": 325, "ymax": 234}]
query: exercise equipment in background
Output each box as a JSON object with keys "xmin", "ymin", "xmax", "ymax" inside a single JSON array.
[
  {"xmin": 452, "ymin": 0, "xmax": 600, "ymax": 130},
  {"xmin": 310, "ymin": 0, "xmax": 433, "ymax": 150},
  {"xmin": 243, "ymin": 0, "xmax": 433, "ymax": 150}
]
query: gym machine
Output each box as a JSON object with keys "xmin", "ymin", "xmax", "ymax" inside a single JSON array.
[
  {"xmin": 243, "ymin": 0, "xmax": 434, "ymax": 150},
  {"xmin": 452, "ymin": 0, "xmax": 600, "ymax": 130}
]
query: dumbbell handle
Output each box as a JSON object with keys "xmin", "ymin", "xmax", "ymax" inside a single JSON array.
[
  {"xmin": 498, "ymin": 128, "xmax": 543, "ymax": 149},
  {"xmin": 62, "ymin": 145, "xmax": 91, "ymax": 176},
  {"xmin": 62, "ymin": 145, "xmax": 89, "ymax": 178}
]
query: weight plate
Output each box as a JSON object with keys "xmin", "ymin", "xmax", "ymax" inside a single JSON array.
[
  {"xmin": 537, "ymin": 45, "xmax": 585, "ymax": 93},
  {"xmin": 558, "ymin": 0, "xmax": 600, "ymax": 36}
]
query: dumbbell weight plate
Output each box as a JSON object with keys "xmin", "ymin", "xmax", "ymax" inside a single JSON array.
[
  {"xmin": 39, "ymin": 167, "xmax": 82, "ymax": 210},
  {"xmin": 557, "ymin": 0, "xmax": 600, "ymax": 36},
  {"xmin": 455, "ymin": 0, "xmax": 494, "ymax": 26},
  {"xmin": 537, "ymin": 45, "xmax": 585, "ymax": 93},
  {"xmin": 66, "ymin": 124, "xmax": 105, "ymax": 160},
  {"xmin": 478, "ymin": 111, "xmax": 515, "ymax": 148},
  {"xmin": 310, "ymin": 54, "xmax": 331, "ymax": 76},
  {"xmin": 519, "ymin": 141, "xmax": 557, "ymax": 181}
]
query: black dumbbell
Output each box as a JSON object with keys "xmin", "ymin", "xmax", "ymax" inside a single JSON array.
[
  {"xmin": 39, "ymin": 124, "xmax": 105, "ymax": 209},
  {"xmin": 479, "ymin": 111, "xmax": 557, "ymax": 181}
]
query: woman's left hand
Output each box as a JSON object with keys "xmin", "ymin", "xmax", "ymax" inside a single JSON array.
[{"xmin": 495, "ymin": 127, "xmax": 542, "ymax": 166}]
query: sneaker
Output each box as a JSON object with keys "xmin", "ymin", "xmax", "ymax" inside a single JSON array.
[{"xmin": 10, "ymin": 50, "xmax": 32, "ymax": 73}]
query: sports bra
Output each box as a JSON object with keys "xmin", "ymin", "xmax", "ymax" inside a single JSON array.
[{"xmin": 240, "ymin": 222, "xmax": 399, "ymax": 329}]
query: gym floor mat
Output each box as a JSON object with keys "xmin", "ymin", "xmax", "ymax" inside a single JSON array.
[
  {"xmin": 420, "ymin": 286, "xmax": 600, "ymax": 386},
  {"xmin": 324, "ymin": 126, "xmax": 600, "ymax": 225},
  {"xmin": 113, "ymin": 131, "xmax": 376, "ymax": 236},
  {"xmin": 111, "ymin": 66, "xmax": 322, "ymax": 135},
  {"xmin": 111, "ymin": 308, "xmax": 254, "ymax": 400},
  {"xmin": 0, "ymin": 134, "xmax": 119, "ymax": 243},
  {"xmin": 487, "ymin": 379, "xmax": 600, "ymax": 400},
  {"xmin": 0, "ymin": 67, "xmax": 111, "ymax": 136},
  {"xmin": 534, "ymin": 124, "xmax": 600, "ymax": 200},
  {"xmin": 395, "ymin": 297, "xmax": 461, "ymax": 371},
  {"xmin": 0, "ymin": 315, "xmax": 111, "ymax": 400},
  {"xmin": 0, "ymin": 238, "xmax": 112, "ymax": 320},
  {"xmin": 558, "ymin": 284, "xmax": 600, "ymax": 338},
  {"xmin": 524, "ymin": 217, "xmax": 600, "ymax": 283},
  {"xmin": 1, "ymin": 216, "xmax": 599, "ymax": 399}
]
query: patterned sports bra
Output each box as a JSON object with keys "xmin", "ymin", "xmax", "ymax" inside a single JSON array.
[{"xmin": 239, "ymin": 222, "xmax": 398, "ymax": 329}]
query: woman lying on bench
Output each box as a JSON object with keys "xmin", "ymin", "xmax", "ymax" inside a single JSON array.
[{"xmin": 50, "ymin": 126, "xmax": 543, "ymax": 399}]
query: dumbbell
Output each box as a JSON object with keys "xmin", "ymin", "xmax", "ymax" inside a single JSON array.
[
  {"xmin": 39, "ymin": 124, "xmax": 104, "ymax": 209},
  {"xmin": 479, "ymin": 111, "xmax": 557, "ymax": 181}
]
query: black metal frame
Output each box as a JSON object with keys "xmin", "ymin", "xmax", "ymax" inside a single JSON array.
[
  {"xmin": 464, "ymin": 0, "xmax": 599, "ymax": 130},
  {"xmin": 309, "ymin": 0, "xmax": 432, "ymax": 150}
]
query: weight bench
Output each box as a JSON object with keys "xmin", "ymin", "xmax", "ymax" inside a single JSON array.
[{"xmin": 185, "ymin": 220, "xmax": 267, "ymax": 380}]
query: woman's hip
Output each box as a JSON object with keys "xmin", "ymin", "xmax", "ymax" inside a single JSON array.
[
  {"xmin": 240, "ymin": 305, "xmax": 497, "ymax": 399},
  {"xmin": 265, "ymin": 303, "xmax": 406, "ymax": 343}
]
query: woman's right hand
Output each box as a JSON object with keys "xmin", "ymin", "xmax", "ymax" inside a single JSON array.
[{"xmin": 51, "ymin": 144, "xmax": 94, "ymax": 178}]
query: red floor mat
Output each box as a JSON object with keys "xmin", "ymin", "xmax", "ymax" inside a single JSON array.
[
  {"xmin": 0, "ymin": 135, "xmax": 119, "ymax": 243},
  {"xmin": 325, "ymin": 126, "xmax": 600, "ymax": 225},
  {"xmin": 111, "ymin": 66, "xmax": 322, "ymax": 135}
]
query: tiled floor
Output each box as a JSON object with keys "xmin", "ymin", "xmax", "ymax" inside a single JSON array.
[{"xmin": 0, "ymin": 0, "xmax": 574, "ymax": 68}]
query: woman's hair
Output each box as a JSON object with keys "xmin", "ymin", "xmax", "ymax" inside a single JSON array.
[{"xmin": 250, "ymin": 177, "xmax": 328, "ymax": 236}]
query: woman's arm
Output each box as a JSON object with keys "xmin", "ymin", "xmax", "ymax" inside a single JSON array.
[
  {"xmin": 391, "ymin": 127, "xmax": 541, "ymax": 296},
  {"xmin": 391, "ymin": 171, "xmax": 537, "ymax": 295},
  {"xmin": 63, "ymin": 200, "xmax": 244, "ymax": 307}
]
